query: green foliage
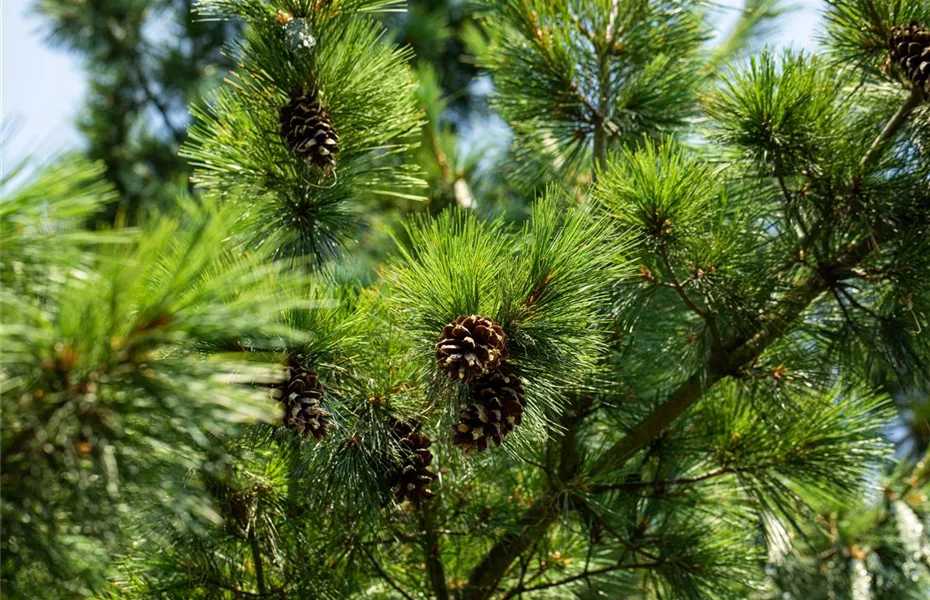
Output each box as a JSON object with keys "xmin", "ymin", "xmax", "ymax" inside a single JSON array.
[
  {"xmin": 390, "ymin": 190, "xmax": 632, "ymax": 413},
  {"xmin": 761, "ymin": 454, "xmax": 930, "ymax": 600},
  {"xmin": 8, "ymin": 0, "xmax": 930, "ymax": 599},
  {"xmin": 596, "ymin": 140, "xmax": 718, "ymax": 243},
  {"xmin": 687, "ymin": 382, "xmax": 893, "ymax": 505},
  {"xmin": 705, "ymin": 50, "xmax": 850, "ymax": 172},
  {"xmin": 183, "ymin": 0, "xmax": 424, "ymax": 263},
  {"xmin": 0, "ymin": 155, "xmax": 124, "ymax": 294},
  {"xmin": 0, "ymin": 167, "xmax": 312, "ymax": 596},
  {"xmin": 479, "ymin": 0, "xmax": 709, "ymax": 191}
]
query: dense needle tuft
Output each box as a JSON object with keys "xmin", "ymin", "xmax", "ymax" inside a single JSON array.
[
  {"xmin": 435, "ymin": 315, "xmax": 508, "ymax": 382},
  {"xmin": 279, "ymin": 85, "xmax": 340, "ymax": 172}
]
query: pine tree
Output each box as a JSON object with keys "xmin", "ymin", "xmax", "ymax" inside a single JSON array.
[
  {"xmin": 35, "ymin": 0, "xmax": 239, "ymax": 221},
  {"xmin": 4, "ymin": 1, "xmax": 930, "ymax": 599}
]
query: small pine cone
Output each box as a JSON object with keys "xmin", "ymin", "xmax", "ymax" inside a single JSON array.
[
  {"xmin": 279, "ymin": 85, "xmax": 340, "ymax": 171},
  {"xmin": 386, "ymin": 419, "xmax": 437, "ymax": 506},
  {"xmin": 888, "ymin": 23, "xmax": 930, "ymax": 93},
  {"xmin": 435, "ymin": 315, "xmax": 508, "ymax": 382},
  {"xmin": 452, "ymin": 366, "xmax": 526, "ymax": 453},
  {"xmin": 272, "ymin": 367, "xmax": 332, "ymax": 440}
]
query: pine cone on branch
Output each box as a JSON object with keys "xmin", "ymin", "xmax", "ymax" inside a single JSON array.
[
  {"xmin": 888, "ymin": 23, "xmax": 930, "ymax": 94},
  {"xmin": 452, "ymin": 366, "xmax": 527, "ymax": 453},
  {"xmin": 386, "ymin": 419, "xmax": 437, "ymax": 506},
  {"xmin": 272, "ymin": 366, "xmax": 332, "ymax": 440},
  {"xmin": 435, "ymin": 315, "xmax": 508, "ymax": 382},
  {"xmin": 279, "ymin": 85, "xmax": 340, "ymax": 172}
]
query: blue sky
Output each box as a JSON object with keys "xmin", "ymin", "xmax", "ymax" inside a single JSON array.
[
  {"xmin": 2, "ymin": 0, "xmax": 88, "ymax": 163},
  {"xmin": 2, "ymin": 0, "xmax": 823, "ymax": 166}
]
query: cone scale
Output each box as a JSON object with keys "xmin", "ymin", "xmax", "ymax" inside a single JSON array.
[{"xmin": 888, "ymin": 23, "xmax": 930, "ymax": 94}]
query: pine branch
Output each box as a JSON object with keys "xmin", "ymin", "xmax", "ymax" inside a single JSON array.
[
  {"xmin": 591, "ymin": 205, "xmax": 890, "ymax": 480},
  {"xmin": 588, "ymin": 367, "xmax": 725, "ymax": 478},
  {"xmin": 459, "ymin": 87, "xmax": 922, "ymax": 596},
  {"xmin": 361, "ymin": 545, "xmax": 416, "ymax": 600},
  {"xmin": 500, "ymin": 559, "xmax": 661, "ymax": 599},
  {"xmin": 459, "ymin": 492, "xmax": 562, "ymax": 600},
  {"xmin": 590, "ymin": 466, "xmax": 737, "ymax": 493},
  {"xmin": 860, "ymin": 88, "xmax": 923, "ymax": 168},
  {"xmin": 460, "ymin": 398, "xmax": 592, "ymax": 600},
  {"xmin": 591, "ymin": 15, "xmax": 614, "ymax": 179},
  {"xmin": 419, "ymin": 504, "xmax": 450, "ymax": 600},
  {"xmin": 133, "ymin": 62, "xmax": 185, "ymax": 141},
  {"xmin": 248, "ymin": 527, "xmax": 266, "ymax": 596}
]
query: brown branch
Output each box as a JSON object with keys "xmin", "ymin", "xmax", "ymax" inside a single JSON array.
[
  {"xmin": 248, "ymin": 527, "xmax": 266, "ymax": 596},
  {"xmin": 361, "ymin": 545, "xmax": 416, "ymax": 600},
  {"xmin": 589, "ymin": 466, "xmax": 736, "ymax": 493},
  {"xmin": 459, "ymin": 492, "xmax": 561, "ymax": 600},
  {"xmin": 587, "ymin": 367, "xmax": 725, "ymax": 479},
  {"xmin": 860, "ymin": 88, "xmax": 923, "ymax": 168},
  {"xmin": 459, "ymin": 396, "xmax": 592, "ymax": 600},
  {"xmin": 591, "ymin": 22, "xmax": 612, "ymax": 179},
  {"xmin": 497, "ymin": 534, "xmax": 549, "ymax": 600},
  {"xmin": 558, "ymin": 395, "xmax": 593, "ymax": 482},
  {"xmin": 509, "ymin": 560, "xmax": 663, "ymax": 595},
  {"xmin": 419, "ymin": 505, "xmax": 450, "ymax": 600}
]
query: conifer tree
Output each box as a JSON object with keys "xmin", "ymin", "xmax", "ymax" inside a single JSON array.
[
  {"xmin": 3, "ymin": 1, "xmax": 930, "ymax": 600},
  {"xmin": 35, "ymin": 0, "xmax": 239, "ymax": 221}
]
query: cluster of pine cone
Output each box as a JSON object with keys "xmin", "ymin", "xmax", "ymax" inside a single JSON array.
[
  {"xmin": 888, "ymin": 23, "xmax": 930, "ymax": 95},
  {"xmin": 436, "ymin": 315, "xmax": 527, "ymax": 453}
]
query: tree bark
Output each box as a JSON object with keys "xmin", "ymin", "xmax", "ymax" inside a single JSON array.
[{"xmin": 420, "ymin": 504, "xmax": 450, "ymax": 600}]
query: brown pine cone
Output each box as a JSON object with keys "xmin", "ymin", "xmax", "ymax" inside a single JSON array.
[
  {"xmin": 452, "ymin": 366, "xmax": 526, "ymax": 453},
  {"xmin": 435, "ymin": 315, "xmax": 508, "ymax": 382},
  {"xmin": 386, "ymin": 419, "xmax": 437, "ymax": 506},
  {"xmin": 272, "ymin": 366, "xmax": 332, "ymax": 440},
  {"xmin": 888, "ymin": 23, "xmax": 930, "ymax": 93},
  {"xmin": 279, "ymin": 85, "xmax": 340, "ymax": 171}
]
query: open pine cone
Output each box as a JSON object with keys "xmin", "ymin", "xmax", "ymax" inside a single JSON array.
[
  {"xmin": 272, "ymin": 366, "xmax": 332, "ymax": 440},
  {"xmin": 452, "ymin": 366, "xmax": 526, "ymax": 453},
  {"xmin": 435, "ymin": 315, "xmax": 508, "ymax": 382},
  {"xmin": 279, "ymin": 85, "xmax": 340, "ymax": 171},
  {"xmin": 888, "ymin": 22, "xmax": 930, "ymax": 94},
  {"xmin": 386, "ymin": 419, "xmax": 437, "ymax": 506}
]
